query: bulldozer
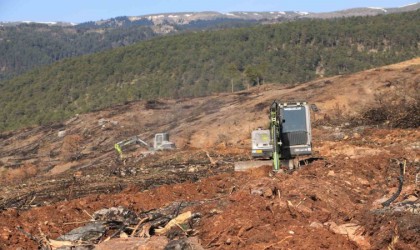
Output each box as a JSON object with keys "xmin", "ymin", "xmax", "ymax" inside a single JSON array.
[
  {"xmin": 237, "ymin": 101, "xmax": 314, "ymax": 172},
  {"xmin": 114, "ymin": 133, "xmax": 175, "ymax": 159}
]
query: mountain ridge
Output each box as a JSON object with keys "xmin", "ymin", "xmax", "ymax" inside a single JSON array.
[{"xmin": 1, "ymin": 2, "xmax": 419, "ymax": 27}]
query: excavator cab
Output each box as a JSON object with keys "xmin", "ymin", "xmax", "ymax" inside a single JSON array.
[
  {"xmin": 154, "ymin": 133, "xmax": 176, "ymax": 150},
  {"xmin": 271, "ymin": 101, "xmax": 312, "ymax": 171},
  {"xmin": 279, "ymin": 102, "xmax": 312, "ymax": 158}
]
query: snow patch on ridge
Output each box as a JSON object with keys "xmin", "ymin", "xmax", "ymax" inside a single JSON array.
[{"xmin": 368, "ymin": 7, "xmax": 387, "ymax": 12}]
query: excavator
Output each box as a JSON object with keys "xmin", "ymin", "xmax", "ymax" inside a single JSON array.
[
  {"xmin": 114, "ymin": 133, "xmax": 175, "ymax": 159},
  {"xmin": 238, "ymin": 101, "xmax": 315, "ymax": 172}
]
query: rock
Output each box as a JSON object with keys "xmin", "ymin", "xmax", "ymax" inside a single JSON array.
[
  {"xmin": 357, "ymin": 178, "xmax": 370, "ymax": 186},
  {"xmin": 165, "ymin": 237, "xmax": 204, "ymax": 250},
  {"xmin": 210, "ymin": 209, "xmax": 222, "ymax": 215},
  {"xmin": 324, "ymin": 222, "xmax": 370, "ymax": 249},
  {"xmin": 263, "ymin": 187, "xmax": 273, "ymax": 198},
  {"xmin": 98, "ymin": 119, "xmax": 117, "ymax": 129},
  {"xmin": 57, "ymin": 221, "xmax": 106, "ymax": 242},
  {"xmin": 324, "ymin": 221, "xmax": 346, "ymax": 235},
  {"xmin": 327, "ymin": 170, "xmax": 335, "ymax": 177},
  {"xmin": 92, "ymin": 206, "xmax": 138, "ymax": 224},
  {"xmin": 251, "ymin": 189, "xmax": 263, "ymax": 196},
  {"xmin": 296, "ymin": 205, "xmax": 313, "ymax": 215},
  {"xmin": 1, "ymin": 229, "xmax": 11, "ymax": 241},
  {"xmin": 288, "ymin": 230, "xmax": 295, "ymax": 235},
  {"xmin": 58, "ymin": 130, "xmax": 66, "ymax": 138},
  {"xmin": 309, "ymin": 221, "xmax": 323, "ymax": 229},
  {"xmin": 98, "ymin": 118, "xmax": 108, "ymax": 126}
]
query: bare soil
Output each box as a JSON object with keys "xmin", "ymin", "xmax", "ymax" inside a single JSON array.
[{"xmin": 0, "ymin": 58, "xmax": 419, "ymax": 249}]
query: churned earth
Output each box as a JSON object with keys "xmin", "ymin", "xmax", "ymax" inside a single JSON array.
[{"xmin": 0, "ymin": 58, "xmax": 419, "ymax": 249}]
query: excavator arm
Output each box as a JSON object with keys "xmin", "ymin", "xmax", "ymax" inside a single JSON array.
[
  {"xmin": 270, "ymin": 101, "xmax": 281, "ymax": 172},
  {"xmin": 114, "ymin": 136, "xmax": 150, "ymax": 159}
]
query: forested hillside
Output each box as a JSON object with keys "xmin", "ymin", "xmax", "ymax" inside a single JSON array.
[
  {"xmin": 1, "ymin": 4, "xmax": 419, "ymax": 81},
  {"xmin": 0, "ymin": 24, "xmax": 156, "ymax": 80},
  {"xmin": 0, "ymin": 11, "xmax": 419, "ymax": 131}
]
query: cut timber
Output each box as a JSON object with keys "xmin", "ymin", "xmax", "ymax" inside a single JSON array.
[
  {"xmin": 234, "ymin": 160, "xmax": 272, "ymax": 171},
  {"xmin": 234, "ymin": 159, "xmax": 305, "ymax": 171},
  {"xmin": 154, "ymin": 211, "xmax": 193, "ymax": 235}
]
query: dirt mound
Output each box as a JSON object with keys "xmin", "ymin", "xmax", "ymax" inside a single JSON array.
[{"xmin": 1, "ymin": 151, "xmax": 418, "ymax": 249}]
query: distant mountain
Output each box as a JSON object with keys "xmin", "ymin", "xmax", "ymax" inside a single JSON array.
[
  {"xmin": 72, "ymin": 3, "xmax": 420, "ymax": 31},
  {"xmin": 2, "ymin": 3, "xmax": 419, "ymax": 29},
  {"xmin": 0, "ymin": 21, "xmax": 76, "ymax": 27},
  {"xmin": 75, "ymin": 11, "xmax": 305, "ymax": 32},
  {"xmin": 0, "ymin": 3, "xmax": 419, "ymax": 80},
  {"xmin": 64, "ymin": 3, "xmax": 420, "ymax": 31},
  {"xmin": 307, "ymin": 3, "xmax": 420, "ymax": 18},
  {"xmin": 393, "ymin": 2, "xmax": 420, "ymax": 12}
]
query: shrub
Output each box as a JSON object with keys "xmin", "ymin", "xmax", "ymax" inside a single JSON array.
[{"xmin": 358, "ymin": 83, "xmax": 420, "ymax": 128}]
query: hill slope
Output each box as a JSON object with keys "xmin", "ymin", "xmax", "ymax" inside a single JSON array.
[
  {"xmin": 1, "ymin": 11, "xmax": 419, "ymax": 132},
  {"xmin": 0, "ymin": 59, "xmax": 419, "ymax": 249},
  {"xmin": 0, "ymin": 58, "xmax": 418, "ymax": 168}
]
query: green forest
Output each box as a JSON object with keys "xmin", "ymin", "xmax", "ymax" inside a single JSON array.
[
  {"xmin": 0, "ymin": 17, "xmax": 257, "ymax": 81},
  {"xmin": 0, "ymin": 11, "xmax": 419, "ymax": 132},
  {"xmin": 0, "ymin": 23, "xmax": 156, "ymax": 80}
]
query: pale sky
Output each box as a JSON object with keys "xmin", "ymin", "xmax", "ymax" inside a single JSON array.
[{"xmin": 0, "ymin": 0, "xmax": 417, "ymax": 23}]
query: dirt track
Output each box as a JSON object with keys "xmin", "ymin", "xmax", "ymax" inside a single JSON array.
[{"xmin": 0, "ymin": 59, "xmax": 419, "ymax": 249}]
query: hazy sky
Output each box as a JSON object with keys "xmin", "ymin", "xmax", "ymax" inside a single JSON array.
[{"xmin": 0, "ymin": 0, "xmax": 417, "ymax": 23}]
